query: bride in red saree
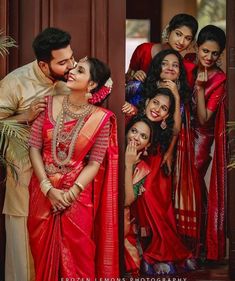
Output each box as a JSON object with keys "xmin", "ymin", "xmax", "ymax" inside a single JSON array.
[{"xmin": 27, "ymin": 57, "xmax": 119, "ymax": 280}]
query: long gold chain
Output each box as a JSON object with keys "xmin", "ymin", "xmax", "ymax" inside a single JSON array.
[{"xmin": 52, "ymin": 104, "xmax": 93, "ymax": 167}]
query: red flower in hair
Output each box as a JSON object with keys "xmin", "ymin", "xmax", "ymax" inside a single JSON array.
[{"xmin": 89, "ymin": 78, "xmax": 113, "ymax": 104}]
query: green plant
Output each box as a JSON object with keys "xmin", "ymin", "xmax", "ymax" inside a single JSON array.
[
  {"xmin": 0, "ymin": 30, "xmax": 17, "ymax": 57},
  {"xmin": 0, "ymin": 120, "xmax": 30, "ymax": 178},
  {"xmin": 0, "ymin": 32, "xmax": 21, "ymax": 179}
]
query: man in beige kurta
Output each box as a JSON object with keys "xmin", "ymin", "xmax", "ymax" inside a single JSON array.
[{"xmin": 0, "ymin": 27, "xmax": 75, "ymax": 281}]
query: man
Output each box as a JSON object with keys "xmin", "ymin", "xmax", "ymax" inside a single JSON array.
[{"xmin": 0, "ymin": 27, "xmax": 75, "ymax": 281}]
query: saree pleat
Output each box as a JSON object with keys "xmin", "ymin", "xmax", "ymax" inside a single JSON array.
[{"xmin": 173, "ymin": 105, "xmax": 201, "ymax": 255}]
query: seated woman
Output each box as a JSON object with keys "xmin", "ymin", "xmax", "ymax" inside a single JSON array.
[
  {"xmin": 124, "ymin": 88, "xmax": 196, "ymax": 276},
  {"xmin": 27, "ymin": 57, "xmax": 119, "ymax": 280},
  {"xmin": 124, "ymin": 115, "xmax": 154, "ymax": 277}
]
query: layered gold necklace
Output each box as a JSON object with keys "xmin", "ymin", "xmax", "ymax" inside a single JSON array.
[{"xmin": 52, "ymin": 96, "xmax": 94, "ymax": 167}]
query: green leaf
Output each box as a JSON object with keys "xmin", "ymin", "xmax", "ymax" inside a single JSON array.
[
  {"xmin": 0, "ymin": 30, "xmax": 17, "ymax": 57},
  {"xmin": 0, "ymin": 120, "xmax": 30, "ymax": 179}
]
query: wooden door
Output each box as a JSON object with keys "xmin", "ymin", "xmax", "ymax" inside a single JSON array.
[
  {"xmin": 126, "ymin": 0, "xmax": 162, "ymax": 42},
  {"xmin": 227, "ymin": 0, "xmax": 235, "ymax": 279}
]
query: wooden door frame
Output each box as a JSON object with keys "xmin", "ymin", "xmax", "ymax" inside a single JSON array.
[{"xmin": 227, "ymin": 0, "xmax": 235, "ymax": 279}]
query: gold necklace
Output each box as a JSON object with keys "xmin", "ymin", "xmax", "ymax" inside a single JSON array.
[
  {"xmin": 52, "ymin": 106, "xmax": 93, "ymax": 167},
  {"xmin": 63, "ymin": 96, "xmax": 93, "ymax": 119},
  {"xmin": 66, "ymin": 95, "xmax": 89, "ymax": 110}
]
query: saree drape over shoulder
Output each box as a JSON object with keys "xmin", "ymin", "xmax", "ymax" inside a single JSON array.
[
  {"xmin": 129, "ymin": 42, "xmax": 155, "ymax": 73},
  {"xmin": 192, "ymin": 70, "xmax": 227, "ymax": 260},
  {"xmin": 27, "ymin": 97, "xmax": 119, "ymax": 280}
]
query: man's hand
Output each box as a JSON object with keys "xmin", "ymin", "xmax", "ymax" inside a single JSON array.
[{"xmin": 27, "ymin": 98, "xmax": 47, "ymax": 123}]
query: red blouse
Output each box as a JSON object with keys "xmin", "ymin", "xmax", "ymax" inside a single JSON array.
[{"xmin": 29, "ymin": 102, "xmax": 110, "ymax": 164}]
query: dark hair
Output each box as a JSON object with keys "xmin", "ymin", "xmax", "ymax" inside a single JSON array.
[
  {"xmin": 168, "ymin": 13, "xmax": 198, "ymax": 40},
  {"xmin": 139, "ymin": 87, "xmax": 175, "ymax": 153},
  {"xmin": 32, "ymin": 27, "xmax": 71, "ymax": 62},
  {"xmin": 197, "ymin": 25, "xmax": 226, "ymax": 53},
  {"xmin": 144, "ymin": 49, "xmax": 190, "ymax": 104},
  {"xmin": 125, "ymin": 114, "xmax": 156, "ymax": 155},
  {"xmin": 87, "ymin": 57, "xmax": 111, "ymax": 92}
]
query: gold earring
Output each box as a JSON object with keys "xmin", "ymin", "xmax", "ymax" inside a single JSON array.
[
  {"xmin": 143, "ymin": 147, "xmax": 148, "ymax": 156},
  {"xmin": 85, "ymin": 92, "xmax": 92, "ymax": 99},
  {"xmin": 216, "ymin": 57, "xmax": 222, "ymax": 67},
  {"xmin": 160, "ymin": 119, "xmax": 167, "ymax": 130}
]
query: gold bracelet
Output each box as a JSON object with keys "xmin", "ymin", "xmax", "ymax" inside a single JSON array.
[
  {"xmin": 40, "ymin": 178, "xmax": 53, "ymax": 197},
  {"xmin": 74, "ymin": 184, "xmax": 82, "ymax": 194},
  {"xmin": 68, "ymin": 189, "xmax": 77, "ymax": 201},
  {"xmin": 74, "ymin": 181, "xmax": 84, "ymax": 191}
]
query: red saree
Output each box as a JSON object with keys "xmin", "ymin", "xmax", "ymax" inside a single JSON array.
[
  {"xmin": 134, "ymin": 153, "xmax": 192, "ymax": 264},
  {"xmin": 192, "ymin": 70, "xmax": 227, "ymax": 260},
  {"xmin": 129, "ymin": 42, "xmax": 155, "ymax": 73},
  {"xmin": 124, "ymin": 160, "xmax": 150, "ymax": 275},
  {"xmin": 27, "ymin": 102, "xmax": 119, "ymax": 280},
  {"xmin": 173, "ymin": 104, "xmax": 201, "ymax": 255}
]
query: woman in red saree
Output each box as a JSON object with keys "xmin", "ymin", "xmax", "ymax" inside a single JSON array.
[
  {"xmin": 126, "ymin": 13, "xmax": 198, "ymax": 82},
  {"xmin": 27, "ymin": 57, "xmax": 119, "ymax": 280},
  {"xmin": 190, "ymin": 25, "xmax": 227, "ymax": 261},
  {"xmin": 124, "ymin": 115, "xmax": 154, "ymax": 276}
]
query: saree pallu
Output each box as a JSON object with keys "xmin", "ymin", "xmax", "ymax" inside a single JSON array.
[
  {"xmin": 124, "ymin": 161, "xmax": 150, "ymax": 275},
  {"xmin": 133, "ymin": 153, "xmax": 191, "ymax": 264},
  {"xmin": 173, "ymin": 104, "xmax": 201, "ymax": 256},
  {"xmin": 28, "ymin": 106, "xmax": 119, "ymax": 280},
  {"xmin": 193, "ymin": 71, "xmax": 227, "ymax": 260}
]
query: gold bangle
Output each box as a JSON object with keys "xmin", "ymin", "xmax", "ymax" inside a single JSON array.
[
  {"xmin": 69, "ymin": 189, "xmax": 77, "ymax": 201},
  {"xmin": 74, "ymin": 183, "xmax": 82, "ymax": 193},
  {"xmin": 74, "ymin": 181, "xmax": 84, "ymax": 191},
  {"xmin": 40, "ymin": 178, "xmax": 53, "ymax": 197}
]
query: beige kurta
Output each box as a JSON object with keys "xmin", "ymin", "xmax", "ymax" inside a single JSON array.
[{"xmin": 0, "ymin": 60, "xmax": 69, "ymax": 216}]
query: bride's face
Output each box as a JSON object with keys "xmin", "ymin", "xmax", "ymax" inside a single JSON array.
[{"xmin": 66, "ymin": 61, "xmax": 91, "ymax": 91}]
